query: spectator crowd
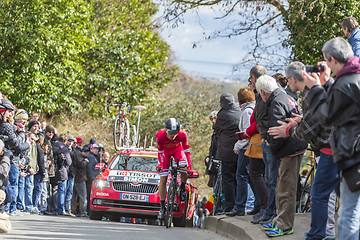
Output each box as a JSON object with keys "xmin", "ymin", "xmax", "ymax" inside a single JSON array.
[
  {"xmin": 205, "ymin": 17, "xmax": 360, "ymax": 240},
  {"xmin": 0, "ymin": 105, "xmax": 111, "ymax": 226}
]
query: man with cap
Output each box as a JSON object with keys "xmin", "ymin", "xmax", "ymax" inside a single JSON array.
[
  {"xmin": 27, "ymin": 120, "xmax": 40, "ymax": 134},
  {"xmin": 4, "ymin": 109, "xmax": 29, "ymax": 216},
  {"xmin": 75, "ymin": 138, "xmax": 83, "ymax": 150},
  {"xmin": 86, "ymin": 144, "xmax": 99, "ymax": 214},
  {"xmin": 0, "ymin": 101, "xmax": 30, "ymax": 215},
  {"xmin": 43, "ymin": 125, "xmax": 57, "ymax": 215},
  {"xmin": 23, "ymin": 120, "xmax": 44, "ymax": 213}
]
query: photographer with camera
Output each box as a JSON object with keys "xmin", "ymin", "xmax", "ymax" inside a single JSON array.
[
  {"xmin": 3, "ymin": 109, "xmax": 30, "ymax": 216},
  {"xmin": 268, "ymin": 62, "xmax": 338, "ymax": 240},
  {"xmin": 0, "ymin": 101, "xmax": 30, "ymax": 216},
  {"xmin": 302, "ymin": 37, "xmax": 360, "ymax": 240}
]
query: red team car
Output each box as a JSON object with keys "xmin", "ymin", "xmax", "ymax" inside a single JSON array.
[{"xmin": 89, "ymin": 149, "xmax": 198, "ymax": 227}]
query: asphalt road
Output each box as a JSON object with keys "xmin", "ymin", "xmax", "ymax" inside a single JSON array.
[{"xmin": 1, "ymin": 215, "xmax": 228, "ymax": 240}]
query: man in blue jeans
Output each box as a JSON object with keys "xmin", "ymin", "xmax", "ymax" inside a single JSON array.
[
  {"xmin": 253, "ymin": 142, "xmax": 280, "ymax": 224},
  {"xmin": 64, "ymin": 135, "xmax": 76, "ymax": 215},
  {"xmin": 55, "ymin": 133, "xmax": 72, "ymax": 215},
  {"xmin": 302, "ymin": 37, "xmax": 360, "ymax": 240},
  {"xmin": 233, "ymin": 150, "xmax": 260, "ymax": 215},
  {"xmin": 4, "ymin": 109, "xmax": 29, "ymax": 216},
  {"xmin": 268, "ymin": 61, "xmax": 339, "ymax": 239}
]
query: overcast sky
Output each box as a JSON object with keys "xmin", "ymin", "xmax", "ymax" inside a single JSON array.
[{"xmin": 155, "ymin": 4, "xmax": 290, "ymax": 82}]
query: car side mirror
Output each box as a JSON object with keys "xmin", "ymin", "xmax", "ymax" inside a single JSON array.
[
  {"xmin": 188, "ymin": 170, "xmax": 199, "ymax": 179},
  {"xmin": 95, "ymin": 163, "xmax": 106, "ymax": 171}
]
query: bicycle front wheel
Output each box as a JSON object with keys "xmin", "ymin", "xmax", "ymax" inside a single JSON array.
[
  {"xmin": 299, "ymin": 167, "xmax": 313, "ymax": 213},
  {"xmin": 165, "ymin": 181, "xmax": 176, "ymax": 228},
  {"xmin": 113, "ymin": 117, "xmax": 122, "ymax": 150}
]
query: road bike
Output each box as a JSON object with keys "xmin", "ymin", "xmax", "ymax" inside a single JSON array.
[
  {"xmin": 210, "ymin": 159, "xmax": 223, "ymax": 216},
  {"xmin": 298, "ymin": 162, "xmax": 315, "ymax": 213},
  {"xmin": 297, "ymin": 149, "xmax": 316, "ymax": 213},
  {"xmin": 164, "ymin": 157, "xmax": 188, "ymax": 228},
  {"xmin": 107, "ymin": 103, "xmax": 131, "ymax": 150}
]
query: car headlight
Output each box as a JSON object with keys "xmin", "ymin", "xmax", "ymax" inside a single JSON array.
[
  {"xmin": 93, "ymin": 199, "xmax": 104, "ymax": 205},
  {"xmin": 94, "ymin": 179, "xmax": 110, "ymax": 189}
]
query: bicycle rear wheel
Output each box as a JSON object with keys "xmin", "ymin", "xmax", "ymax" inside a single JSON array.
[
  {"xmin": 165, "ymin": 181, "xmax": 176, "ymax": 228},
  {"xmin": 114, "ymin": 118, "xmax": 131, "ymax": 150},
  {"xmin": 122, "ymin": 118, "xmax": 131, "ymax": 148},
  {"xmin": 211, "ymin": 175, "xmax": 222, "ymax": 216}
]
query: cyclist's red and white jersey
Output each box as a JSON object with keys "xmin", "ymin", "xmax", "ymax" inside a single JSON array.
[{"xmin": 156, "ymin": 129, "xmax": 191, "ymax": 176}]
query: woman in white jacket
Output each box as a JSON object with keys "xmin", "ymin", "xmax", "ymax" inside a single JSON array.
[{"xmin": 226, "ymin": 87, "xmax": 258, "ymax": 216}]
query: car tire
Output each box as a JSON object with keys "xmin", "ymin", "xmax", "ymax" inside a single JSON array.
[
  {"xmin": 173, "ymin": 195, "xmax": 192, "ymax": 227},
  {"xmin": 109, "ymin": 215, "xmax": 121, "ymax": 222},
  {"xmin": 185, "ymin": 214, "xmax": 194, "ymax": 228},
  {"xmin": 89, "ymin": 210, "xmax": 102, "ymax": 220}
]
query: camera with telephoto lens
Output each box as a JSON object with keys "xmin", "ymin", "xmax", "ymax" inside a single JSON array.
[{"xmin": 305, "ymin": 64, "xmax": 325, "ymax": 73}]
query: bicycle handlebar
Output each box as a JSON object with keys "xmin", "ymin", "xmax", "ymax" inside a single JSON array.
[
  {"xmin": 106, "ymin": 104, "xmax": 120, "ymax": 113},
  {"xmin": 106, "ymin": 103, "xmax": 131, "ymax": 114}
]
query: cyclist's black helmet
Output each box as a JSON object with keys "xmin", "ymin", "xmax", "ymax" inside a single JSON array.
[
  {"xmin": 0, "ymin": 99, "xmax": 15, "ymax": 111},
  {"xmin": 165, "ymin": 118, "xmax": 180, "ymax": 135}
]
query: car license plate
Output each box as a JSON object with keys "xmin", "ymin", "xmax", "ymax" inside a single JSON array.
[{"xmin": 120, "ymin": 193, "xmax": 149, "ymax": 202}]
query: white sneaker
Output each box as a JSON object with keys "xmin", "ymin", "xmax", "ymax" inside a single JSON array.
[
  {"xmin": 30, "ymin": 207, "xmax": 40, "ymax": 215},
  {"xmin": 10, "ymin": 210, "xmax": 24, "ymax": 216},
  {"xmin": 21, "ymin": 210, "xmax": 31, "ymax": 215}
]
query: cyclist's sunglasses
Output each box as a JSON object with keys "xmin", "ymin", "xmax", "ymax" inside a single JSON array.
[{"xmin": 166, "ymin": 129, "xmax": 179, "ymax": 135}]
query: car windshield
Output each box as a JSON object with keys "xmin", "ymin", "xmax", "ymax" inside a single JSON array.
[{"xmin": 109, "ymin": 154, "xmax": 158, "ymax": 172}]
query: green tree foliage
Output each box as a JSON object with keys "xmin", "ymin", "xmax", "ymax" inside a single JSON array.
[
  {"xmin": 0, "ymin": 0, "xmax": 175, "ymax": 114},
  {"xmin": 0, "ymin": 0, "xmax": 92, "ymax": 113},
  {"xmin": 160, "ymin": 0, "xmax": 360, "ymax": 65},
  {"xmin": 82, "ymin": 0, "xmax": 175, "ymax": 116},
  {"xmin": 283, "ymin": 0, "xmax": 360, "ymax": 63}
]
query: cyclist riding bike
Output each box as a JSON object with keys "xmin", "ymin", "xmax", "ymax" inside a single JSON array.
[{"xmin": 156, "ymin": 118, "xmax": 191, "ymax": 220}]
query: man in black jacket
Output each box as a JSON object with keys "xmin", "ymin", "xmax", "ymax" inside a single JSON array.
[
  {"xmin": 303, "ymin": 37, "xmax": 360, "ymax": 240},
  {"xmin": 56, "ymin": 134, "xmax": 72, "ymax": 215},
  {"xmin": 268, "ymin": 62, "xmax": 338, "ymax": 240},
  {"xmin": 71, "ymin": 146, "xmax": 89, "ymax": 217},
  {"xmin": 256, "ymin": 75, "xmax": 307, "ymax": 237},
  {"xmin": 86, "ymin": 144, "xmax": 99, "ymax": 214},
  {"xmin": 213, "ymin": 93, "xmax": 241, "ymax": 213}
]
